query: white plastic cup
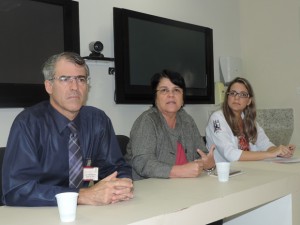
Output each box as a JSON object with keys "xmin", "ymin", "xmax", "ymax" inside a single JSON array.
[
  {"xmin": 216, "ymin": 162, "xmax": 230, "ymax": 182},
  {"xmin": 55, "ymin": 192, "xmax": 79, "ymax": 222}
]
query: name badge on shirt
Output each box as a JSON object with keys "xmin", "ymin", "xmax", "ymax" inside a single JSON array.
[{"xmin": 83, "ymin": 167, "xmax": 98, "ymax": 181}]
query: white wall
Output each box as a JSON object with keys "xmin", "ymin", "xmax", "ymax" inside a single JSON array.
[
  {"xmin": 0, "ymin": 0, "xmax": 242, "ymax": 146},
  {"xmin": 77, "ymin": 0, "xmax": 242, "ymax": 137},
  {"xmin": 3, "ymin": 0, "xmax": 299, "ymax": 147},
  {"xmin": 239, "ymin": 0, "xmax": 300, "ymax": 145}
]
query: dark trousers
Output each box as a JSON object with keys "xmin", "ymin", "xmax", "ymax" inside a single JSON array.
[{"xmin": 207, "ymin": 219, "xmax": 223, "ymax": 225}]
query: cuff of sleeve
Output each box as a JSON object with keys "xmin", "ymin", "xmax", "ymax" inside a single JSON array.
[{"xmin": 204, "ymin": 166, "xmax": 216, "ymax": 173}]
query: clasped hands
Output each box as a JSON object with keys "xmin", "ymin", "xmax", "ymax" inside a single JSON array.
[
  {"xmin": 269, "ymin": 144, "xmax": 295, "ymax": 158},
  {"xmin": 78, "ymin": 171, "xmax": 134, "ymax": 205}
]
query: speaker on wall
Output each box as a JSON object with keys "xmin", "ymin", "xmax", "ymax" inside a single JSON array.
[{"xmin": 219, "ymin": 56, "xmax": 242, "ymax": 85}]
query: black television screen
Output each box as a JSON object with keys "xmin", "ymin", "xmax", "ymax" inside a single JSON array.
[
  {"xmin": 113, "ymin": 7, "xmax": 214, "ymax": 104},
  {"xmin": 0, "ymin": 0, "xmax": 80, "ymax": 108}
]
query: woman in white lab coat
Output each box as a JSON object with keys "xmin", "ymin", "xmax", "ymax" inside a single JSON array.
[{"xmin": 205, "ymin": 77, "xmax": 295, "ymax": 162}]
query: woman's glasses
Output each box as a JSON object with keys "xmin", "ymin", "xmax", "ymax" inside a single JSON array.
[
  {"xmin": 156, "ymin": 88, "xmax": 183, "ymax": 95},
  {"xmin": 227, "ymin": 90, "xmax": 249, "ymax": 98}
]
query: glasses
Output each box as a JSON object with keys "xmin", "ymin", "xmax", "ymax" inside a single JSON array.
[
  {"xmin": 156, "ymin": 87, "xmax": 183, "ymax": 95},
  {"xmin": 227, "ymin": 90, "xmax": 249, "ymax": 98},
  {"xmin": 49, "ymin": 75, "xmax": 90, "ymax": 85}
]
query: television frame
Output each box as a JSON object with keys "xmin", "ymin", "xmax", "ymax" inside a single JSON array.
[
  {"xmin": 113, "ymin": 7, "xmax": 214, "ymax": 104},
  {"xmin": 0, "ymin": 0, "xmax": 80, "ymax": 108}
]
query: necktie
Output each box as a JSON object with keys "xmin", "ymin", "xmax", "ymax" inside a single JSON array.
[{"xmin": 68, "ymin": 122, "xmax": 83, "ymax": 188}]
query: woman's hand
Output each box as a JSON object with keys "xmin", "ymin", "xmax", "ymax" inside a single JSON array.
[
  {"xmin": 169, "ymin": 160, "xmax": 204, "ymax": 178},
  {"xmin": 267, "ymin": 145, "xmax": 295, "ymax": 158},
  {"xmin": 287, "ymin": 144, "xmax": 296, "ymax": 155},
  {"xmin": 197, "ymin": 144, "xmax": 216, "ymax": 170},
  {"xmin": 279, "ymin": 144, "xmax": 295, "ymax": 158}
]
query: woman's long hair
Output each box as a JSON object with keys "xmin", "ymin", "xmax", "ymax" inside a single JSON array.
[{"xmin": 222, "ymin": 77, "xmax": 257, "ymax": 144}]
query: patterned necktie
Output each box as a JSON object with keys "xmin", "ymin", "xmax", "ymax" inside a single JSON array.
[{"xmin": 68, "ymin": 122, "xmax": 83, "ymax": 188}]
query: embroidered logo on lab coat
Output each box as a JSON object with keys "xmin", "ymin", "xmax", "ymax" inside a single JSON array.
[{"xmin": 213, "ymin": 120, "xmax": 221, "ymax": 133}]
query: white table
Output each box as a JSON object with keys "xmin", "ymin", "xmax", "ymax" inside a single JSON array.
[{"xmin": 1, "ymin": 156, "xmax": 300, "ymax": 225}]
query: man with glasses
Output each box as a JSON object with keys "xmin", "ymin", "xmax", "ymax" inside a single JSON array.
[{"xmin": 2, "ymin": 52, "xmax": 133, "ymax": 206}]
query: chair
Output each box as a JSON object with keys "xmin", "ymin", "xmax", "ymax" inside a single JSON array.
[
  {"xmin": 202, "ymin": 136, "xmax": 207, "ymax": 144},
  {"xmin": 116, "ymin": 135, "xmax": 130, "ymax": 156},
  {"xmin": 256, "ymin": 108, "xmax": 293, "ymax": 146},
  {"xmin": 0, "ymin": 147, "xmax": 5, "ymax": 206}
]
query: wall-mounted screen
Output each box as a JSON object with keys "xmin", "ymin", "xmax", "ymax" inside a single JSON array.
[
  {"xmin": 113, "ymin": 7, "xmax": 214, "ymax": 104},
  {"xmin": 0, "ymin": 0, "xmax": 80, "ymax": 108}
]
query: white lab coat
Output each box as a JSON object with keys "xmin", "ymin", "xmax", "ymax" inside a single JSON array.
[{"xmin": 205, "ymin": 110, "xmax": 274, "ymax": 162}]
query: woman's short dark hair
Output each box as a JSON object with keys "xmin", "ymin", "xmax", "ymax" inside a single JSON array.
[{"xmin": 150, "ymin": 69, "xmax": 186, "ymax": 106}]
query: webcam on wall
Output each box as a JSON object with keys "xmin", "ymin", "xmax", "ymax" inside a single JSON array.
[
  {"xmin": 88, "ymin": 41, "xmax": 104, "ymax": 58},
  {"xmin": 83, "ymin": 41, "xmax": 114, "ymax": 61}
]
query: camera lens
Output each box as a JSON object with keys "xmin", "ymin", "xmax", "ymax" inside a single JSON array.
[{"xmin": 89, "ymin": 41, "xmax": 103, "ymax": 53}]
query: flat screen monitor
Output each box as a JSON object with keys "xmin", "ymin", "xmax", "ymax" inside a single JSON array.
[
  {"xmin": 113, "ymin": 7, "xmax": 214, "ymax": 104},
  {"xmin": 0, "ymin": 0, "xmax": 80, "ymax": 108}
]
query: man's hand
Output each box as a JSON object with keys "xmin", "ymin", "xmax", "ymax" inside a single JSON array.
[{"xmin": 77, "ymin": 171, "xmax": 134, "ymax": 205}]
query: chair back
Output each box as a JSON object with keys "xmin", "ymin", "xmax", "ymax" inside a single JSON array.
[
  {"xmin": 0, "ymin": 147, "xmax": 5, "ymax": 206},
  {"xmin": 116, "ymin": 135, "xmax": 130, "ymax": 156}
]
